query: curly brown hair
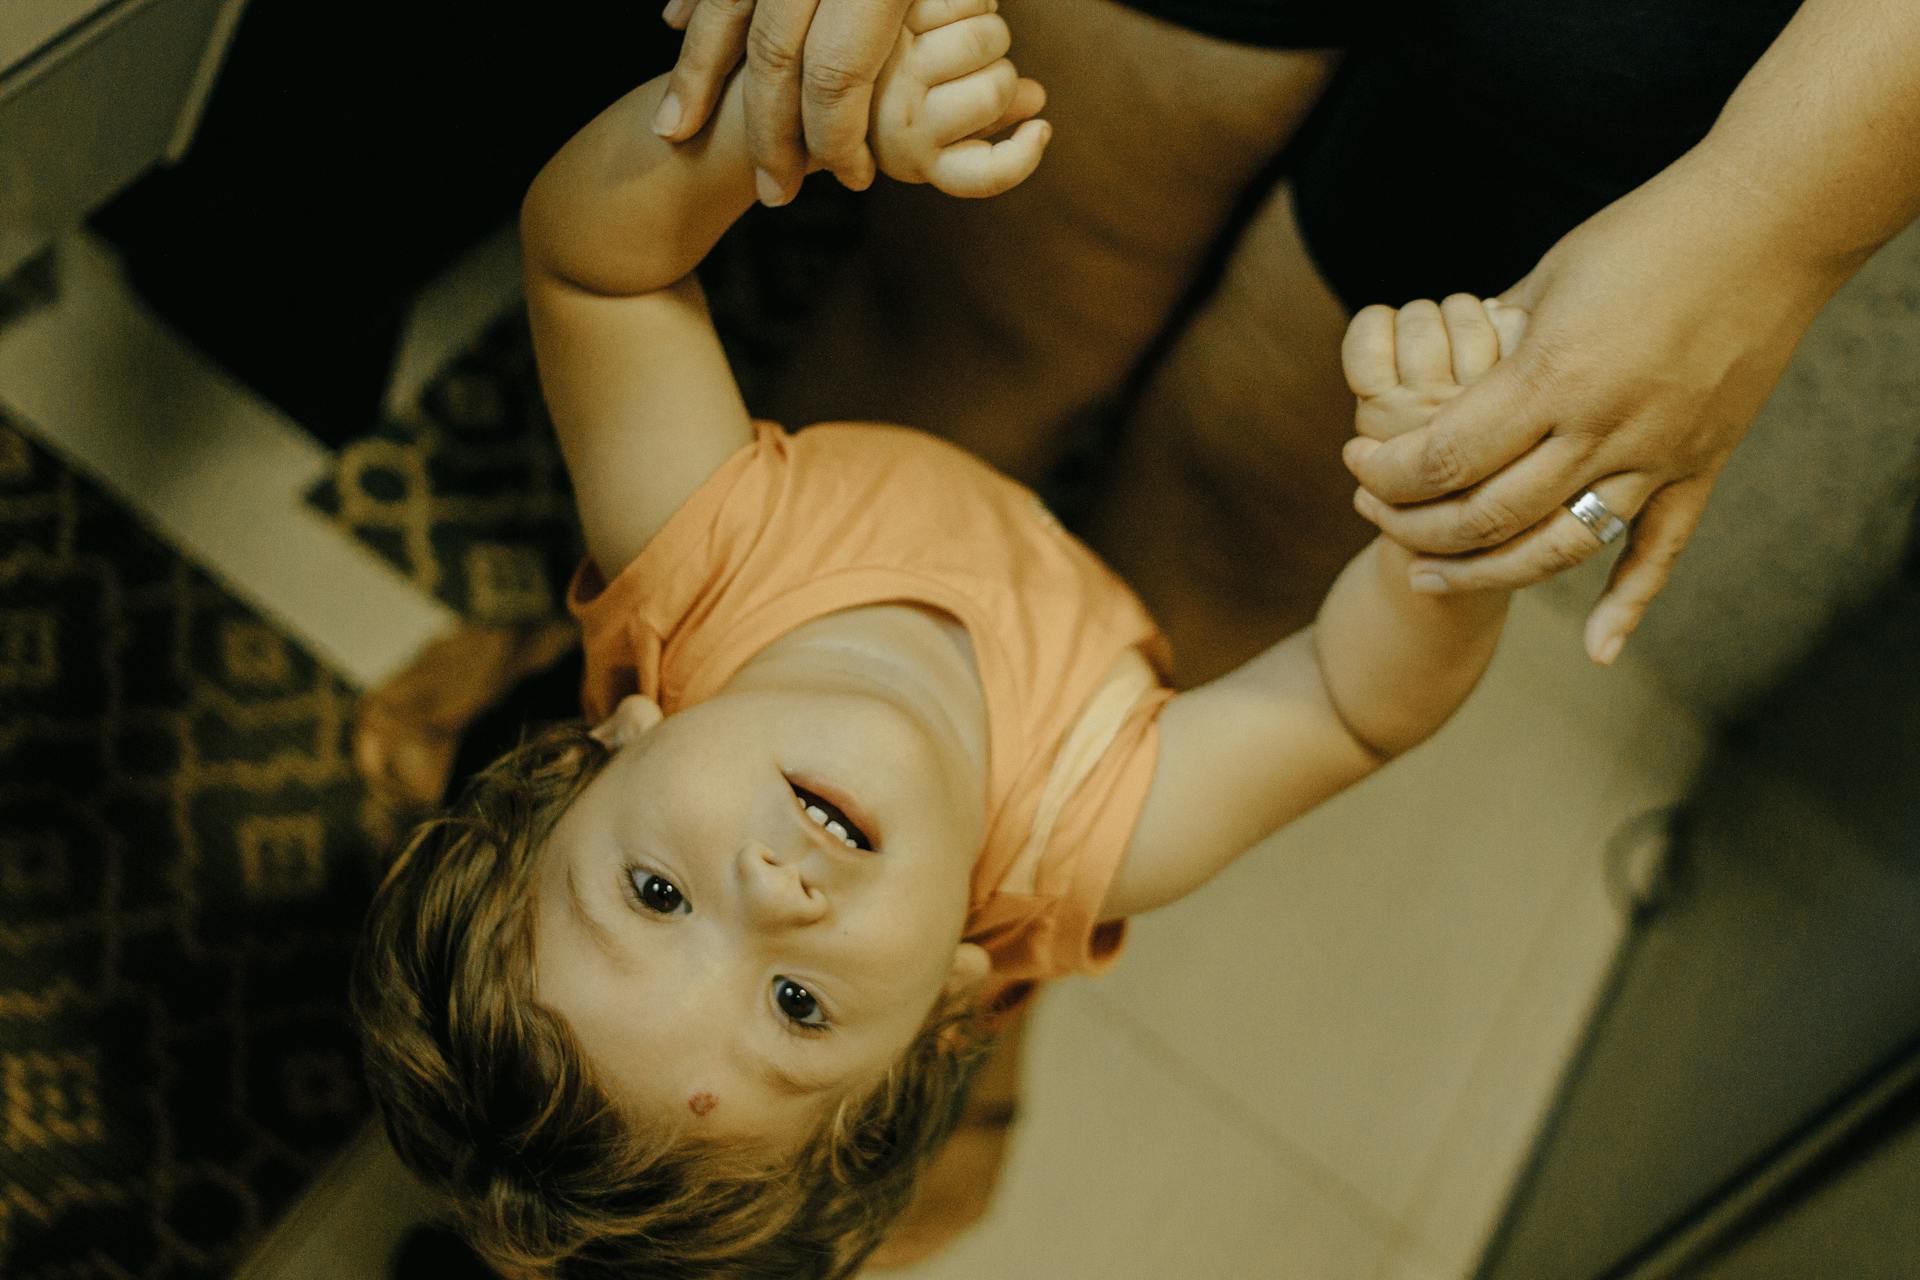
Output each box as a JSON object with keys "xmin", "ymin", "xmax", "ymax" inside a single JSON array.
[{"xmin": 352, "ymin": 720, "xmax": 985, "ymax": 1279}]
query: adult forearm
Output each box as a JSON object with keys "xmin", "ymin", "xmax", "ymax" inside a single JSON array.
[
  {"xmin": 1314, "ymin": 538, "xmax": 1508, "ymax": 759},
  {"xmin": 520, "ymin": 74, "xmax": 760, "ymax": 297},
  {"xmin": 1692, "ymin": 0, "xmax": 1920, "ymax": 280}
]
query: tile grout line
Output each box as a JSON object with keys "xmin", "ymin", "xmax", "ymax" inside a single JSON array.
[
  {"xmin": 1075, "ymin": 980, "xmax": 1407, "ymax": 1246},
  {"xmin": 1365, "ymin": 847, "xmax": 1613, "ymax": 1280}
]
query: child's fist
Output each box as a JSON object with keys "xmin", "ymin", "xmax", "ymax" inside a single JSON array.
[
  {"xmin": 870, "ymin": 0, "xmax": 1051, "ymax": 198},
  {"xmin": 1343, "ymin": 295, "xmax": 1530, "ymax": 442}
]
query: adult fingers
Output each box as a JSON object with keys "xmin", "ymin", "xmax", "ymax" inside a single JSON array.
[
  {"xmin": 743, "ymin": 0, "xmax": 824, "ymax": 204},
  {"xmin": 1344, "ymin": 360, "xmax": 1557, "ymax": 504},
  {"xmin": 1350, "ymin": 432, "xmax": 1596, "ymax": 553},
  {"xmin": 927, "ymin": 117, "xmax": 1051, "ymax": 197},
  {"xmin": 801, "ymin": 0, "xmax": 916, "ymax": 191},
  {"xmin": 659, "ymin": 0, "xmax": 758, "ymax": 141},
  {"xmin": 920, "ymin": 59, "xmax": 1020, "ymax": 144},
  {"xmin": 1581, "ymin": 474, "xmax": 1711, "ymax": 664},
  {"xmin": 1397, "ymin": 471, "xmax": 1656, "ymax": 596},
  {"xmin": 909, "ymin": 11, "xmax": 1011, "ymax": 83}
]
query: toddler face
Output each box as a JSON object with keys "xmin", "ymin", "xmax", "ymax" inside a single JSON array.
[{"xmin": 531, "ymin": 685, "xmax": 989, "ymax": 1150}]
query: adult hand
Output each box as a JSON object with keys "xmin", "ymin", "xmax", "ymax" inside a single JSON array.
[
  {"xmin": 655, "ymin": 0, "xmax": 917, "ymax": 206},
  {"xmin": 1342, "ymin": 155, "xmax": 1846, "ymax": 665}
]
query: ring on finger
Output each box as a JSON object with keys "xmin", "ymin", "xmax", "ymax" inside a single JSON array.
[{"xmin": 1565, "ymin": 488, "xmax": 1628, "ymax": 546}]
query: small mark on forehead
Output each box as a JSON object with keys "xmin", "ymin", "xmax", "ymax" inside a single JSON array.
[{"xmin": 688, "ymin": 1091, "xmax": 718, "ymax": 1117}]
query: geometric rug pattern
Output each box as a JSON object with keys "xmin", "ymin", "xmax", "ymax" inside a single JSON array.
[{"xmin": 0, "ymin": 412, "xmax": 380, "ymax": 1279}]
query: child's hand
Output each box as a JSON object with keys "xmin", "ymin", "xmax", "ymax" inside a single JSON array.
[
  {"xmin": 1343, "ymin": 295, "xmax": 1530, "ymax": 443},
  {"xmin": 869, "ymin": 0, "xmax": 1051, "ymax": 198}
]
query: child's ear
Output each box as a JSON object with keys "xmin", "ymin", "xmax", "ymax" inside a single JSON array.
[
  {"xmin": 942, "ymin": 942, "xmax": 991, "ymax": 1001},
  {"xmin": 589, "ymin": 694, "xmax": 664, "ymax": 750}
]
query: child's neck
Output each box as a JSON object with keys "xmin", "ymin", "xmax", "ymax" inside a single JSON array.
[{"xmin": 733, "ymin": 603, "xmax": 990, "ymax": 801}]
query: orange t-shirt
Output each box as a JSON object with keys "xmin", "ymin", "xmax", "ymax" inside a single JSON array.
[{"xmin": 568, "ymin": 422, "xmax": 1174, "ymax": 990}]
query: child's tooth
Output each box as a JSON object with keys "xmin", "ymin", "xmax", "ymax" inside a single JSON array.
[
  {"xmin": 825, "ymin": 819, "xmax": 849, "ymax": 841},
  {"xmin": 841, "ymin": 836, "xmax": 857, "ymax": 848},
  {"xmin": 805, "ymin": 805, "xmax": 830, "ymax": 825}
]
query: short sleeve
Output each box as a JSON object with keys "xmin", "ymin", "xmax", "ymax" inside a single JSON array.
[
  {"xmin": 1036, "ymin": 685, "xmax": 1174, "ymax": 976},
  {"xmin": 564, "ymin": 424, "xmax": 786, "ymax": 719}
]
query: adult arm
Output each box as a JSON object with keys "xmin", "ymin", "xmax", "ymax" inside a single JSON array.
[{"xmin": 1345, "ymin": 0, "xmax": 1920, "ymax": 664}]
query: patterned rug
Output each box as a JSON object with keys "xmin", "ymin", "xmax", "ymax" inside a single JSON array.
[{"xmin": 0, "ymin": 413, "xmax": 378, "ymax": 1279}]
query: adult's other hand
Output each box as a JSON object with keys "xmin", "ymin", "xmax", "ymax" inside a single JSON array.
[
  {"xmin": 1343, "ymin": 154, "xmax": 1844, "ymax": 666},
  {"xmin": 656, "ymin": 0, "xmax": 917, "ymax": 205}
]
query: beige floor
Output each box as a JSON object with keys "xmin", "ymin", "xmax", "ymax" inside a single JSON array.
[{"xmin": 30, "ymin": 222, "xmax": 1917, "ymax": 1278}]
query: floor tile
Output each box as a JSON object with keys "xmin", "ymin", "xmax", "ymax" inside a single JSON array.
[
  {"xmin": 1372, "ymin": 1242, "xmax": 1450, "ymax": 1280},
  {"xmin": 1085, "ymin": 591, "xmax": 1708, "ymax": 1227},
  {"xmin": 1386, "ymin": 841, "xmax": 1628, "ymax": 1278},
  {"xmin": 884, "ymin": 984, "xmax": 1394, "ymax": 1280}
]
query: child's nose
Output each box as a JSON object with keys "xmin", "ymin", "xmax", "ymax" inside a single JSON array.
[{"xmin": 736, "ymin": 842, "xmax": 829, "ymax": 928}]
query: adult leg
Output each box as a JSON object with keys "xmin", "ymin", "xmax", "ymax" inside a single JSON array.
[
  {"xmin": 1088, "ymin": 182, "xmax": 1363, "ymax": 685},
  {"xmin": 765, "ymin": 0, "xmax": 1339, "ymax": 482}
]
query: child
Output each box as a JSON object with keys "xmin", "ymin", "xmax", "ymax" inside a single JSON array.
[{"xmin": 352, "ymin": 1, "xmax": 1527, "ymax": 1275}]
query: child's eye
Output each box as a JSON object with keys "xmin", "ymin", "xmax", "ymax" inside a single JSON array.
[
  {"xmin": 629, "ymin": 870, "xmax": 690, "ymax": 915},
  {"xmin": 772, "ymin": 977, "xmax": 829, "ymax": 1030}
]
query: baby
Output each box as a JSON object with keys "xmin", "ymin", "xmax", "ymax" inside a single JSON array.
[{"xmin": 352, "ymin": 2, "xmax": 1528, "ymax": 1276}]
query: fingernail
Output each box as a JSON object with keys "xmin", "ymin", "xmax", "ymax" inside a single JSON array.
[
  {"xmin": 1351, "ymin": 487, "xmax": 1375, "ymax": 519},
  {"xmin": 652, "ymin": 92, "xmax": 683, "ymax": 137},
  {"xmin": 755, "ymin": 168, "xmax": 790, "ymax": 207},
  {"xmin": 1343, "ymin": 438, "xmax": 1379, "ymax": 468},
  {"xmin": 662, "ymin": 0, "xmax": 690, "ymax": 23},
  {"xmin": 1410, "ymin": 571, "xmax": 1448, "ymax": 594},
  {"xmin": 1596, "ymin": 632, "xmax": 1626, "ymax": 665}
]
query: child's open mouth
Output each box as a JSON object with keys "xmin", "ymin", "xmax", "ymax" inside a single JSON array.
[{"xmin": 789, "ymin": 780, "xmax": 876, "ymax": 851}]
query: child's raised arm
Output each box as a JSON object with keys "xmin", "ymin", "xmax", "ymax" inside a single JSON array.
[
  {"xmin": 521, "ymin": 0, "xmax": 1049, "ymax": 579},
  {"xmin": 1103, "ymin": 298, "xmax": 1526, "ymax": 917}
]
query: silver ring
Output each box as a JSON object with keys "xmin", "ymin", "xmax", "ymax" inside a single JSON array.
[{"xmin": 1566, "ymin": 489, "xmax": 1628, "ymax": 545}]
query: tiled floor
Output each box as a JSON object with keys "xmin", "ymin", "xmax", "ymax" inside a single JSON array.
[{"xmin": 9, "ymin": 215, "xmax": 1910, "ymax": 1279}]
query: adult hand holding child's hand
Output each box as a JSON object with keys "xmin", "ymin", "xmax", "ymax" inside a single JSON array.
[
  {"xmin": 657, "ymin": 0, "xmax": 913, "ymax": 205},
  {"xmin": 659, "ymin": 0, "xmax": 1042, "ymax": 203},
  {"xmin": 1341, "ymin": 157, "xmax": 1842, "ymax": 666}
]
